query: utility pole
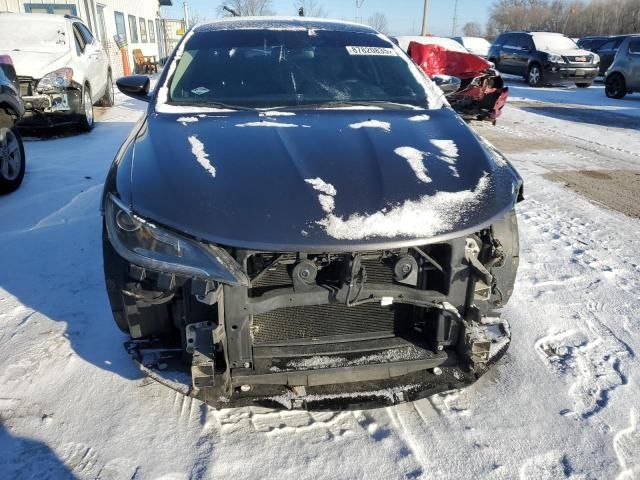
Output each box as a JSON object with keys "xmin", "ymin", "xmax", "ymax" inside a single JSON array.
[
  {"xmin": 421, "ymin": 0, "xmax": 430, "ymax": 35},
  {"xmin": 451, "ymin": 0, "xmax": 459, "ymax": 36},
  {"xmin": 183, "ymin": 1, "xmax": 190, "ymax": 29},
  {"xmin": 355, "ymin": 0, "xmax": 365, "ymax": 23}
]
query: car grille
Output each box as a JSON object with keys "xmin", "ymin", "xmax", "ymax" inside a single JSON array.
[
  {"xmin": 251, "ymin": 303, "xmax": 404, "ymax": 345},
  {"xmin": 18, "ymin": 76, "xmax": 37, "ymax": 96},
  {"xmin": 565, "ymin": 55, "xmax": 592, "ymax": 63}
]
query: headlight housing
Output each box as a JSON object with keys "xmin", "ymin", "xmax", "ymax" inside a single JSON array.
[
  {"xmin": 547, "ymin": 54, "xmax": 565, "ymax": 64},
  {"xmin": 592, "ymin": 53, "xmax": 600, "ymax": 65},
  {"xmin": 37, "ymin": 68, "xmax": 73, "ymax": 92},
  {"xmin": 105, "ymin": 194, "xmax": 250, "ymax": 287}
]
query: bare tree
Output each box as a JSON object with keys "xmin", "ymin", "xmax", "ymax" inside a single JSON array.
[
  {"xmin": 462, "ymin": 21, "xmax": 483, "ymax": 36},
  {"xmin": 219, "ymin": 0, "xmax": 275, "ymax": 16},
  {"xmin": 294, "ymin": 0, "xmax": 328, "ymax": 17},
  {"xmin": 367, "ymin": 12, "xmax": 389, "ymax": 34}
]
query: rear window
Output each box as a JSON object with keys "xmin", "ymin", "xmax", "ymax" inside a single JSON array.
[{"xmin": 168, "ymin": 29, "xmax": 438, "ymax": 109}]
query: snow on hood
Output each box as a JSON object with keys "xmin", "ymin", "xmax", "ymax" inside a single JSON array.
[
  {"xmin": 349, "ymin": 120, "xmax": 391, "ymax": 132},
  {"xmin": 235, "ymin": 121, "xmax": 305, "ymax": 128},
  {"xmin": 0, "ymin": 50, "xmax": 70, "ymax": 79},
  {"xmin": 188, "ymin": 135, "xmax": 216, "ymax": 178},
  {"xmin": 129, "ymin": 108, "xmax": 520, "ymax": 249},
  {"xmin": 409, "ymin": 114, "xmax": 431, "ymax": 122},
  {"xmin": 394, "ymin": 147, "xmax": 432, "ymax": 184},
  {"xmin": 540, "ymin": 48, "xmax": 593, "ymax": 57},
  {"xmin": 313, "ymin": 174, "xmax": 491, "ymax": 240}
]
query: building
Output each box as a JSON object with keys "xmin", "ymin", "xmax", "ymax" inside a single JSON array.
[{"xmin": 0, "ymin": 0, "xmax": 179, "ymax": 77}]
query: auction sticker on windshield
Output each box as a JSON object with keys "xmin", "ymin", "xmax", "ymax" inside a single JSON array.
[{"xmin": 346, "ymin": 46, "xmax": 396, "ymax": 56}]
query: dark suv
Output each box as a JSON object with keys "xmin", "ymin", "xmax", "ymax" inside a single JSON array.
[
  {"xmin": 593, "ymin": 35, "xmax": 632, "ymax": 75},
  {"xmin": 489, "ymin": 31, "xmax": 599, "ymax": 87}
]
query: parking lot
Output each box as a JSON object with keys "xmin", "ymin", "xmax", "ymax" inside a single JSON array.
[{"xmin": 0, "ymin": 77, "xmax": 638, "ymax": 478}]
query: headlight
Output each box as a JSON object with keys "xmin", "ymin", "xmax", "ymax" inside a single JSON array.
[
  {"xmin": 592, "ymin": 53, "xmax": 600, "ymax": 65},
  {"xmin": 105, "ymin": 194, "xmax": 250, "ymax": 287},
  {"xmin": 547, "ymin": 54, "xmax": 565, "ymax": 64},
  {"xmin": 37, "ymin": 68, "xmax": 73, "ymax": 92}
]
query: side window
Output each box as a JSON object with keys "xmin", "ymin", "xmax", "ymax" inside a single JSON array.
[
  {"xmin": 599, "ymin": 39, "xmax": 617, "ymax": 51},
  {"xmin": 629, "ymin": 40, "xmax": 640, "ymax": 54},
  {"xmin": 493, "ymin": 34, "xmax": 507, "ymax": 46},
  {"xmin": 77, "ymin": 24, "xmax": 96, "ymax": 46},
  {"xmin": 523, "ymin": 36, "xmax": 534, "ymax": 50},
  {"xmin": 139, "ymin": 18, "xmax": 148, "ymax": 43},
  {"xmin": 114, "ymin": 11, "xmax": 127, "ymax": 42},
  {"xmin": 503, "ymin": 34, "xmax": 519, "ymax": 48},
  {"xmin": 128, "ymin": 15, "xmax": 139, "ymax": 43},
  {"xmin": 73, "ymin": 24, "xmax": 87, "ymax": 55},
  {"xmin": 148, "ymin": 20, "xmax": 156, "ymax": 43}
]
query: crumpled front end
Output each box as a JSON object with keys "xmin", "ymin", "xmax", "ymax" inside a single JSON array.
[
  {"xmin": 408, "ymin": 42, "xmax": 509, "ymax": 122},
  {"xmin": 108, "ymin": 207, "xmax": 519, "ymax": 409}
]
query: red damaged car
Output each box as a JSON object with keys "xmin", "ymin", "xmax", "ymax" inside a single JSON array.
[{"xmin": 396, "ymin": 36, "xmax": 509, "ymax": 123}]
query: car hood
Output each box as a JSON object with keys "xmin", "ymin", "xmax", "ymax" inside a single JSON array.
[
  {"xmin": 0, "ymin": 50, "xmax": 71, "ymax": 79},
  {"xmin": 128, "ymin": 108, "xmax": 521, "ymax": 251},
  {"xmin": 540, "ymin": 48, "xmax": 593, "ymax": 57}
]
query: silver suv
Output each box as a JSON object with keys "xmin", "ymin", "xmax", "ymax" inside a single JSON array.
[{"xmin": 605, "ymin": 36, "xmax": 640, "ymax": 99}]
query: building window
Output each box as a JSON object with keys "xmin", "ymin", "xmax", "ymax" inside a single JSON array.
[
  {"xmin": 148, "ymin": 20, "xmax": 156, "ymax": 43},
  {"xmin": 114, "ymin": 11, "xmax": 127, "ymax": 42},
  {"xmin": 24, "ymin": 3, "xmax": 77, "ymax": 15},
  {"xmin": 139, "ymin": 18, "xmax": 148, "ymax": 43},
  {"xmin": 128, "ymin": 15, "xmax": 139, "ymax": 43}
]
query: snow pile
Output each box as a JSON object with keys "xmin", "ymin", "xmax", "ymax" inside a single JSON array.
[
  {"xmin": 188, "ymin": 135, "xmax": 216, "ymax": 178},
  {"xmin": 311, "ymin": 174, "xmax": 490, "ymax": 240},
  {"xmin": 394, "ymin": 146, "xmax": 432, "ymax": 183},
  {"xmin": 349, "ymin": 120, "xmax": 392, "ymax": 132}
]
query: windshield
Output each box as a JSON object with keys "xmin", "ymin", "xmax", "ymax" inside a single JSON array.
[
  {"xmin": 533, "ymin": 34, "xmax": 578, "ymax": 51},
  {"xmin": 0, "ymin": 18, "xmax": 68, "ymax": 53},
  {"xmin": 167, "ymin": 29, "xmax": 437, "ymax": 109},
  {"xmin": 461, "ymin": 37, "xmax": 490, "ymax": 50}
]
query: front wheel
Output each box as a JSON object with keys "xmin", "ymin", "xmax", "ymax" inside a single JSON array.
[
  {"xmin": 576, "ymin": 82, "xmax": 592, "ymax": 88},
  {"xmin": 0, "ymin": 125, "xmax": 26, "ymax": 194},
  {"xmin": 527, "ymin": 64, "xmax": 543, "ymax": 87},
  {"xmin": 78, "ymin": 85, "xmax": 95, "ymax": 132},
  {"xmin": 605, "ymin": 73, "xmax": 627, "ymax": 99},
  {"xmin": 97, "ymin": 72, "xmax": 115, "ymax": 107}
]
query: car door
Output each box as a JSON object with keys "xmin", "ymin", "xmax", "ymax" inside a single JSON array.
[
  {"xmin": 628, "ymin": 39, "xmax": 640, "ymax": 90},
  {"xmin": 498, "ymin": 34, "xmax": 518, "ymax": 74},
  {"xmin": 598, "ymin": 37, "xmax": 625, "ymax": 74},
  {"xmin": 73, "ymin": 22, "xmax": 106, "ymax": 101},
  {"xmin": 512, "ymin": 35, "xmax": 534, "ymax": 75}
]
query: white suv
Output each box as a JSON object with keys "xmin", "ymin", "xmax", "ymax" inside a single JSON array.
[{"xmin": 0, "ymin": 13, "xmax": 113, "ymax": 131}]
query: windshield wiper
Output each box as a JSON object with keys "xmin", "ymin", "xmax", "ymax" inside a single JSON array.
[
  {"xmin": 170, "ymin": 101, "xmax": 256, "ymax": 111},
  {"xmin": 281, "ymin": 100, "xmax": 426, "ymax": 111}
]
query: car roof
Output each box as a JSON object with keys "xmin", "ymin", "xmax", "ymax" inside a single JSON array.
[
  {"xmin": 0, "ymin": 12, "xmax": 71, "ymax": 22},
  {"xmin": 194, "ymin": 17, "xmax": 377, "ymax": 35}
]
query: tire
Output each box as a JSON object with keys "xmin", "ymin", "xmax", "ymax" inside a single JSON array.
[
  {"xmin": 78, "ymin": 84, "xmax": 94, "ymax": 132},
  {"xmin": 576, "ymin": 83, "xmax": 592, "ymax": 88},
  {"xmin": 605, "ymin": 73, "xmax": 627, "ymax": 99},
  {"xmin": 97, "ymin": 71, "xmax": 115, "ymax": 107},
  {"xmin": 488, "ymin": 209, "xmax": 519, "ymax": 311},
  {"xmin": 527, "ymin": 64, "xmax": 543, "ymax": 87},
  {"xmin": 0, "ymin": 124, "xmax": 26, "ymax": 194}
]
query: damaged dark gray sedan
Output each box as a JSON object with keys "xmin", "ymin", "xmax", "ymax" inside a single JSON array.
[{"xmin": 102, "ymin": 18, "xmax": 523, "ymax": 409}]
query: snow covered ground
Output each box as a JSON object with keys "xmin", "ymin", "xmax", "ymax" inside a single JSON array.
[{"xmin": 1, "ymin": 85, "xmax": 639, "ymax": 479}]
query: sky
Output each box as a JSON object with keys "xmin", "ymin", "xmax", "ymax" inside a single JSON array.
[{"xmin": 162, "ymin": 0, "xmax": 495, "ymax": 37}]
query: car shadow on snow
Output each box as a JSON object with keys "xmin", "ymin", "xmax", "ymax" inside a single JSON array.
[
  {"xmin": 518, "ymin": 104, "xmax": 640, "ymax": 130},
  {"xmin": 0, "ymin": 423, "xmax": 78, "ymax": 479},
  {"xmin": 0, "ymin": 119, "xmax": 144, "ymax": 382}
]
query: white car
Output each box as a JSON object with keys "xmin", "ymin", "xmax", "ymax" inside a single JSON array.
[
  {"xmin": 395, "ymin": 36, "xmax": 470, "ymax": 54},
  {"xmin": 451, "ymin": 36, "xmax": 492, "ymax": 58},
  {"xmin": 0, "ymin": 13, "xmax": 113, "ymax": 131}
]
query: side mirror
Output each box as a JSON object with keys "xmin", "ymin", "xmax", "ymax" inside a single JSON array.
[
  {"xmin": 116, "ymin": 75, "xmax": 151, "ymax": 102},
  {"xmin": 432, "ymin": 75, "xmax": 461, "ymax": 96}
]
